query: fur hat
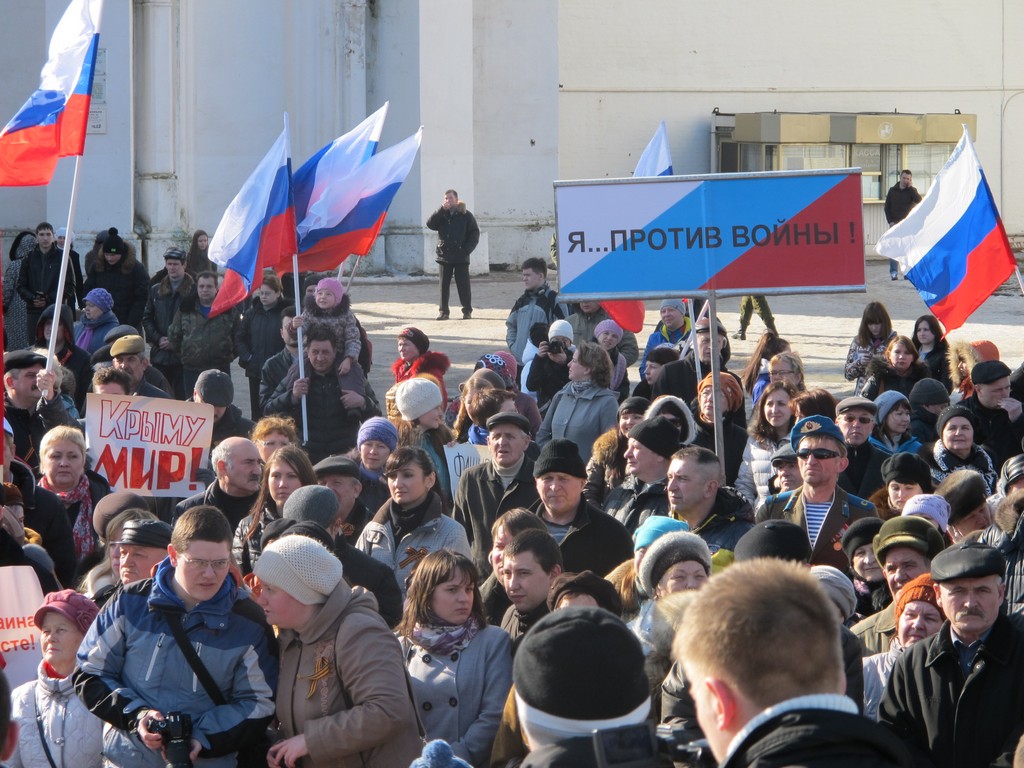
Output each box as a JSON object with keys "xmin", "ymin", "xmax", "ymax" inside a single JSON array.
[
  {"xmin": 410, "ymin": 741, "xmax": 472, "ymax": 768},
  {"xmin": 254, "ymin": 535, "xmax": 343, "ymax": 605},
  {"xmin": 810, "ymin": 565, "xmax": 856, "ymax": 621},
  {"xmin": 282, "ymin": 485, "xmax": 340, "ymax": 530},
  {"xmin": 902, "ymin": 494, "xmax": 951, "ymax": 533},
  {"xmin": 874, "ymin": 390, "xmax": 910, "ymax": 425},
  {"xmin": 398, "ymin": 327, "xmax": 430, "ymax": 355},
  {"xmin": 533, "ymin": 439, "xmax": 586, "ymax": 479},
  {"xmin": 937, "ymin": 469, "xmax": 989, "ymax": 525},
  {"xmin": 316, "ymin": 277, "xmax": 345, "ymax": 302},
  {"xmin": 881, "ymin": 452, "xmax": 933, "ymax": 491},
  {"xmin": 84, "ymin": 288, "xmax": 114, "ymax": 312},
  {"xmin": 841, "ymin": 517, "xmax": 885, "ymax": 563},
  {"xmin": 163, "ymin": 247, "xmax": 187, "ymax": 263},
  {"xmin": 514, "ymin": 607, "xmax": 650, "ymax": 729},
  {"xmin": 34, "ymin": 589, "xmax": 98, "ymax": 635},
  {"xmin": 396, "ymin": 377, "xmax": 443, "ymax": 422},
  {"xmin": 548, "ymin": 319, "xmax": 573, "ymax": 342},
  {"xmin": 627, "ymin": 416, "xmax": 680, "ymax": 460},
  {"xmin": 638, "ymin": 531, "xmax": 712, "ymax": 596},
  {"xmin": 357, "ymin": 416, "xmax": 398, "ymax": 452}
]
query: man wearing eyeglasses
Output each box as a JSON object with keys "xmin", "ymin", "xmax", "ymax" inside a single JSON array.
[
  {"xmin": 756, "ymin": 415, "xmax": 877, "ymax": 570},
  {"xmin": 834, "ymin": 397, "xmax": 887, "ymax": 499},
  {"xmin": 74, "ymin": 505, "xmax": 278, "ymax": 767}
]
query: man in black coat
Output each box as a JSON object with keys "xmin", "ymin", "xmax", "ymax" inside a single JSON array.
[
  {"xmin": 960, "ymin": 360, "xmax": 1024, "ymax": 474},
  {"xmin": 884, "ymin": 170, "xmax": 922, "ymax": 279},
  {"xmin": 142, "ymin": 247, "xmax": 194, "ymax": 398},
  {"xmin": 880, "ymin": 542, "xmax": 1024, "ymax": 768},
  {"xmin": 835, "ymin": 396, "xmax": 887, "ymax": 499},
  {"xmin": 603, "ymin": 416, "xmax": 677, "ymax": 535},
  {"xmin": 453, "ymin": 412, "xmax": 539, "ymax": 577},
  {"xmin": 426, "ymin": 188, "xmax": 479, "ymax": 320},
  {"xmin": 3, "ymin": 350, "xmax": 76, "ymax": 473},
  {"xmin": 259, "ymin": 306, "xmax": 299, "ymax": 414},
  {"xmin": 679, "ymin": 558, "xmax": 911, "ymax": 768},
  {"xmin": 16, "ymin": 222, "xmax": 77, "ymax": 341},
  {"xmin": 529, "ymin": 439, "xmax": 633, "ymax": 576}
]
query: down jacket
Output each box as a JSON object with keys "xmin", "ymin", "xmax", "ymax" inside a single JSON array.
[
  {"xmin": 72, "ymin": 562, "xmax": 278, "ymax": 768},
  {"xmin": 275, "ymin": 580, "xmax": 423, "ymax": 767},
  {"xmin": 10, "ymin": 662, "xmax": 104, "ymax": 768},
  {"xmin": 536, "ymin": 383, "xmax": 618, "ymax": 464},
  {"xmin": 83, "ymin": 246, "xmax": 150, "ymax": 329},
  {"xmin": 736, "ymin": 435, "xmax": 782, "ymax": 506}
]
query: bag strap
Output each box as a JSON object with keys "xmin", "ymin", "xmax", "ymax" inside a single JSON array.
[
  {"xmin": 160, "ymin": 609, "xmax": 228, "ymax": 706},
  {"xmin": 33, "ymin": 687, "xmax": 60, "ymax": 768}
]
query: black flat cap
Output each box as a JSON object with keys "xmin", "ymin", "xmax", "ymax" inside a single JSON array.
[
  {"xmin": 312, "ymin": 455, "xmax": 361, "ymax": 479},
  {"xmin": 118, "ymin": 520, "xmax": 172, "ymax": 549},
  {"xmin": 3, "ymin": 349, "xmax": 46, "ymax": 370},
  {"xmin": 931, "ymin": 541, "xmax": 1006, "ymax": 582},
  {"xmin": 971, "ymin": 360, "xmax": 1011, "ymax": 385},
  {"xmin": 486, "ymin": 411, "xmax": 532, "ymax": 433}
]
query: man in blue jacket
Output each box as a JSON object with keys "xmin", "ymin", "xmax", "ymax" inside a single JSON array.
[{"xmin": 74, "ymin": 505, "xmax": 278, "ymax": 767}]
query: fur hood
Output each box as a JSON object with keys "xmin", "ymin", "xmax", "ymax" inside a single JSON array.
[
  {"xmin": 591, "ymin": 427, "xmax": 628, "ymax": 468},
  {"xmin": 303, "ymin": 290, "xmax": 351, "ymax": 316},
  {"xmin": 156, "ymin": 271, "xmax": 196, "ymax": 298},
  {"xmin": 994, "ymin": 494, "xmax": 1023, "ymax": 536},
  {"xmin": 868, "ymin": 485, "xmax": 898, "ymax": 521},
  {"xmin": 947, "ymin": 339, "xmax": 980, "ymax": 393},
  {"xmin": 91, "ymin": 241, "xmax": 141, "ymax": 275}
]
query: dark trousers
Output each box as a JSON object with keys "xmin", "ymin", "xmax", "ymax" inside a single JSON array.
[
  {"xmin": 152, "ymin": 361, "xmax": 183, "ymax": 399},
  {"xmin": 248, "ymin": 377, "xmax": 262, "ymax": 420},
  {"xmin": 439, "ymin": 263, "xmax": 472, "ymax": 315}
]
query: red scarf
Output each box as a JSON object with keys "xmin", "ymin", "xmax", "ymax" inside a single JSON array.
[{"xmin": 40, "ymin": 472, "xmax": 95, "ymax": 560}]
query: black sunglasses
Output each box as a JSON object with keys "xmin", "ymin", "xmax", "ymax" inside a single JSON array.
[{"xmin": 796, "ymin": 448, "xmax": 841, "ymax": 460}]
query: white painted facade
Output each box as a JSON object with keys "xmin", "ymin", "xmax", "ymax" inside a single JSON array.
[{"xmin": 0, "ymin": 1, "xmax": 1019, "ymax": 272}]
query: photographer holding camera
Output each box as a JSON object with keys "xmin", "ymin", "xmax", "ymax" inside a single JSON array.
[
  {"xmin": 525, "ymin": 319, "xmax": 574, "ymax": 414},
  {"xmin": 73, "ymin": 505, "xmax": 278, "ymax": 768}
]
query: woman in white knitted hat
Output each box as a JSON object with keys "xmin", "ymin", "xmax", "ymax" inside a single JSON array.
[
  {"xmin": 253, "ymin": 534, "xmax": 423, "ymax": 767},
  {"xmin": 393, "ymin": 377, "xmax": 455, "ymax": 508},
  {"xmin": 397, "ymin": 549, "xmax": 512, "ymax": 766}
]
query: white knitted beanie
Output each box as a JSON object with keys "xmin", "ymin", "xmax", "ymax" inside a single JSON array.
[
  {"xmin": 254, "ymin": 535, "xmax": 343, "ymax": 605},
  {"xmin": 396, "ymin": 377, "xmax": 443, "ymax": 421}
]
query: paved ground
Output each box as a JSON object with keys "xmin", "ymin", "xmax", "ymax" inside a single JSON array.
[{"xmin": 233, "ymin": 258, "xmax": 1023, "ymax": 419}]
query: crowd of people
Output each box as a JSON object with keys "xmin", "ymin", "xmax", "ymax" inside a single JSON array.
[{"xmin": 2, "ymin": 222, "xmax": 1024, "ymax": 768}]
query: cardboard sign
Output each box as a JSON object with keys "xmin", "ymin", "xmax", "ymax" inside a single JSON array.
[
  {"xmin": 555, "ymin": 169, "xmax": 865, "ymax": 299},
  {"xmin": 0, "ymin": 566, "xmax": 45, "ymax": 689},
  {"xmin": 85, "ymin": 393, "xmax": 215, "ymax": 497},
  {"xmin": 444, "ymin": 443, "xmax": 489, "ymax": 498}
]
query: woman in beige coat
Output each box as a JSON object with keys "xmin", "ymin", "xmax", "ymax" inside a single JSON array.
[{"xmin": 254, "ymin": 534, "xmax": 422, "ymax": 767}]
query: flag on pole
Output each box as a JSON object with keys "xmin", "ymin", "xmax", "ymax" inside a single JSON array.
[
  {"xmin": 293, "ymin": 103, "xmax": 388, "ymax": 235},
  {"xmin": 0, "ymin": 0, "xmax": 103, "ymax": 186},
  {"xmin": 876, "ymin": 128, "xmax": 1016, "ymax": 333},
  {"xmin": 290, "ymin": 127, "xmax": 423, "ymax": 273},
  {"xmin": 209, "ymin": 117, "xmax": 297, "ymax": 317},
  {"xmin": 633, "ymin": 120, "xmax": 673, "ymax": 178},
  {"xmin": 598, "ymin": 122, "xmax": 675, "ymax": 332}
]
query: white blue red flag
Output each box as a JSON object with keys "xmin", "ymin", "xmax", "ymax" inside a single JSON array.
[
  {"xmin": 876, "ymin": 129, "xmax": 1016, "ymax": 333},
  {"xmin": 293, "ymin": 103, "xmax": 388, "ymax": 238},
  {"xmin": 633, "ymin": 121, "xmax": 673, "ymax": 178},
  {"xmin": 0, "ymin": 0, "xmax": 102, "ymax": 186},
  {"xmin": 292, "ymin": 126, "xmax": 423, "ymax": 273},
  {"xmin": 209, "ymin": 118, "xmax": 297, "ymax": 317}
]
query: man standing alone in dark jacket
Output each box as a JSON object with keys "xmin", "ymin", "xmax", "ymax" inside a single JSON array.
[
  {"xmin": 16, "ymin": 222, "xmax": 77, "ymax": 341},
  {"xmin": 427, "ymin": 188, "xmax": 479, "ymax": 320},
  {"xmin": 884, "ymin": 170, "xmax": 922, "ymax": 279}
]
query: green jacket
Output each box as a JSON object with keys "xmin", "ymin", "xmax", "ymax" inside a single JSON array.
[{"xmin": 169, "ymin": 298, "xmax": 238, "ymax": 369}]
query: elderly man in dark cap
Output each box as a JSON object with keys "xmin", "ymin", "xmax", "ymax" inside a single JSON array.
[
  {"xmin": 757, "ymin": 415, "xmax": 877, "ymax": 570},
  {"xmin": 313, "ymin": 455, "xmax": 370, "ymax": 544},
  {"xmin": 110, "ymin": 334, "xmax": 172, "ymax": 399},
  {"xmin": 851, "ymin": 515, "xmax": 946, "ymax": 656},
  {"xmin": 3, "ymin": 349, "xmax": 75, "ymax": 472},
  {"xmin": 529, "ymin": 438, "xmax": 633, "ymax": 577},
  {"xmin": 880, "ymin": 542, "xmax": 1024, "ymax": 768},
  {"xmin": 116, "ymin": 519, "xmax": 172, "ymax": 586},
  {"xmin": 604, "ymin": 416, "xmax": 680, "ymax": 534},
  {"xmin": 193, "ymin": 370, "xmax": 253, "ymax": 449},
  {"xmin": 453, "ymin": 411, "xmax": 539, "ymax": 577},
  {"xmin": 961, "ymin": 360, "xmax": 1024, "ymax": 472},
  {"xmin": 835, "ymin": 396, "xmax": 888, "ymax": 499}
]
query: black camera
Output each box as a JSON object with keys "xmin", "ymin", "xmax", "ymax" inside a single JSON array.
[
  {"xmin": 548, "ymin": 340, "xmax": 565, "ymax": 355},
  {"xmin": 147, "ymin": 711, "xmax": 193, "ymax": 768},
  {"xmin": 590, "ymin": 722, "xmax": 712, "ymax": 767}
]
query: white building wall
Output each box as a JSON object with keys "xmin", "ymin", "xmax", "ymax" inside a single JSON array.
[{"xmin": 557, "ymin": 0, "xmax": 1024, "ymax": 235}]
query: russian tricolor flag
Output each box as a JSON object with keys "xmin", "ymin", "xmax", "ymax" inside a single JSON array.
[
  {"xmin": 209, "ymin": 118, "xmax": 297, "ymax": 318},
  {"xmin": 0, "ymin": 0, "xmax": 102, "ymax": 186},
  {"xmin": 292, "ymin": 126, "xmax": 423, "ymax": 273},
  {"xmin": 877, "ymin": 129, "xmax": 1016, "ymax": 333}
]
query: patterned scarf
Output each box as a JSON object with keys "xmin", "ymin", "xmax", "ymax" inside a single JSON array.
[
  {"xmin": 569, "ymin": 379, "xmax": 595, "ymax": 397},
  {"xmin": 40, "ymin": 472, "xmax": 95, "ymax": 560},
  {"xmin": 932, "ymin": 441, "xmax": 997, "ymax": 492},
  {"xmin": 411, "ymin": 614, "xmax": 480, "ymax": 656}
]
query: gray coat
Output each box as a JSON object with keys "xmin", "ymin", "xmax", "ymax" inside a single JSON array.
[
  {"xmin": 355, "ymin": 495, "xmax": 471, "ymax": 599},
  {"xmin": 536, "ymin": 383, "xmax": 619, "ymax": 464},
  {"xmin": 400, "ymin": 626, "xmax": 512, "ymax": 765}
]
